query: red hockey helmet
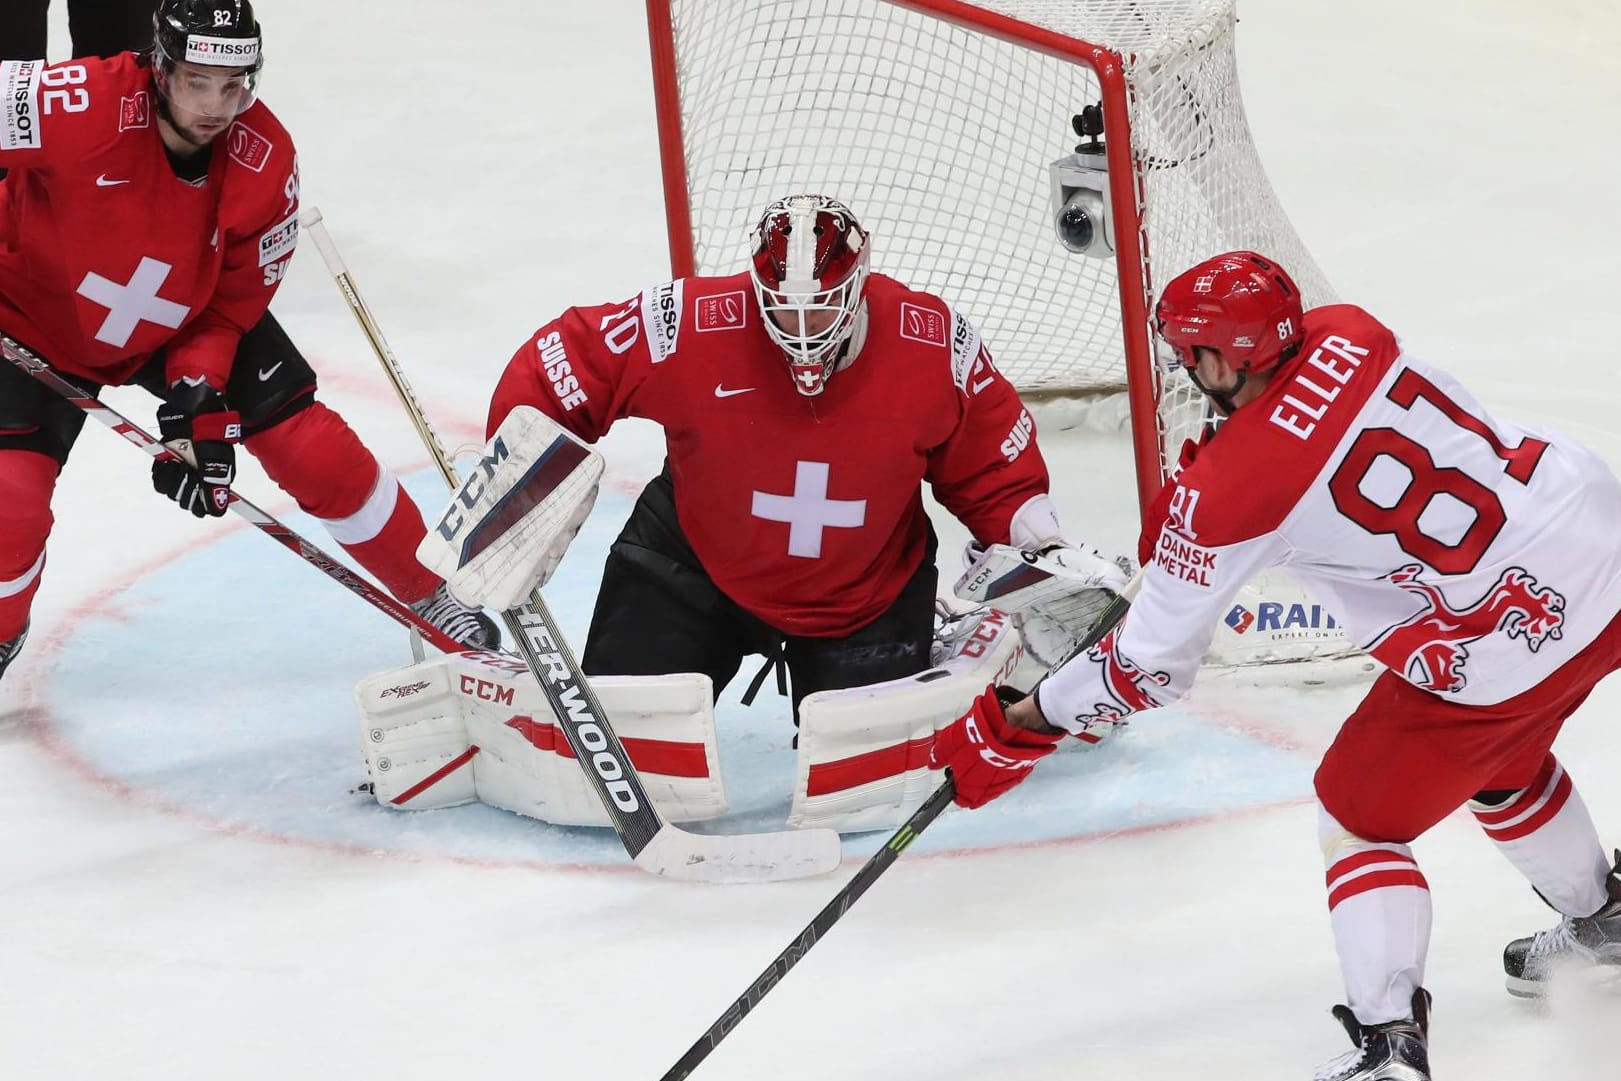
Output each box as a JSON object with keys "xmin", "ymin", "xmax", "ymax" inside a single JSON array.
[
  {"xmin": 1155, "ymin": 252, "xmax": 1304, "ymax": 375},
  {"xmin": 749, "ymin": 194, "xmax": 871, "ymax": 396}
]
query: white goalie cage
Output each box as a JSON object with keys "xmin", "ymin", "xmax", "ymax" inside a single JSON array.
[{"xmin": 646, "ymin": 0, "xmax": 1361, "ymax": 668}]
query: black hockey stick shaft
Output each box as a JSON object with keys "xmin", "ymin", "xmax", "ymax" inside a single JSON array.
[
  {"xmin": 660, "ymin": 584, "xmax": 1137, "ymax": 1078},
  {"xmin": 0, "ymin": 335, "xmax": 464, "ymax": 655},
  {"xmin": 659, "ymin": 777, "xmax": 956, "ymax": 1081}
]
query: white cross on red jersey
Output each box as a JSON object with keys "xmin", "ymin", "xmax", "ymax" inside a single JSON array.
[{"xmin": 751, "ymin": 461, "xmax": 867, "ymax": 558}]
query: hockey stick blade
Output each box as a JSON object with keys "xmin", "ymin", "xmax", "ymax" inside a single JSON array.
[
  {"xmin": 658, "ymin": 578, "xmax": 1140, "ymax": 1075},
  {"xmin": 636, "ymin": 821, "xmax": 842, "ymax": 885}
]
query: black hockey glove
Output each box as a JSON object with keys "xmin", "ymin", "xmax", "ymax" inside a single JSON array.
[{"xmin": 151, "ymin": 379, "xmax": 241, "ymax": 519}]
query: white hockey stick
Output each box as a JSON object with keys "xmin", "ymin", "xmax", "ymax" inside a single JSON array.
[{"xmin": 302, "ymin": 207, "xmax": 842, "ymax": 883}]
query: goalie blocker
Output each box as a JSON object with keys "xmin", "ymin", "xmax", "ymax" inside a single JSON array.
[
  {"xmin": 353, "ymin": 600, "xmax": 1104, "ymax": 832},
  {"xmin": 416, "ymin": 404, "xmax": 602, "ymax": 612}
]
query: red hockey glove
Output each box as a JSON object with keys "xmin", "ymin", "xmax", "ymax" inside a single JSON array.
[
  {"xmin": 152, "ymin": 379, "xmax": 241, "ymax": 519},
  {"xmin": 929, "ymin": 684, "xmax": 1064, "ymax": 809}
]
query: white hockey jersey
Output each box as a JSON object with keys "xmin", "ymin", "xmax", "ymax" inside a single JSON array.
[{"xmin": 1040, "ymin": 304, "xmax": 1621, "ymax": 732}]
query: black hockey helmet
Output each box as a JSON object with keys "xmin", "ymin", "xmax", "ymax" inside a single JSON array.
[{"xmin": 153, "ymin": 0, "xmax": 263, "ymax": 74}]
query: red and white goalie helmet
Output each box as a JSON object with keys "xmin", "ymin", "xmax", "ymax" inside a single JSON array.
[
  {"xmin": 749, "ymin": 194, "xmax": 871, "ymax": 396},
  {"xmin": 1155, "ymin": 251, "xmax": 1305, "ymax": 375}
]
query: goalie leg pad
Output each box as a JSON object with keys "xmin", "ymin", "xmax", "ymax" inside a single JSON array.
[
  {"xmin": 356, "ymin": 652, "xmax": 728, "ymax": 826},
  {"xmin": 789, "ymin": 606, "xmax": 1022, "ymax": 832},
  {"xmin": 416, "ymin": 405, "xmax": 604, "ymax": 611},
  {"xmin": 354, "ymin": 664, "xmax": 479, "ymax": 810}
]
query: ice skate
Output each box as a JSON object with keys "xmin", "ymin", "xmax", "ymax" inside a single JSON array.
[
  {"xmin": 0, "ymin": 622, "xmax": 28, "ymax": 681},
  {"xmin": 410, "ymin": 583, "xmax": 501, "ymax": 650},
  {"xmin": 1503, "ymin": 851, "xmax": 1621, "ymax": 998},
  {"xmin": 1311, "ymin": 989, "xmax": 1430, "ymax": 1081}
]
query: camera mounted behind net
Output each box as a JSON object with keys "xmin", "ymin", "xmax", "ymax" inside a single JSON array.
[{"xmin": 1049, "ymin": 104, "xmax": 1114, "ymax": 258}]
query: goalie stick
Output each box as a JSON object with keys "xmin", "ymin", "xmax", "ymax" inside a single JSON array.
[
  {"xmin": 658, "ymin": 571, "xmax": 1143, "ymax": 1079},
  {"xmin": 302, "ymin": 207, "xmax": 842, "ymax": 884},
  {"xmin": 0, "ymin": 334, "xmax": 463, "ymax": 655}
]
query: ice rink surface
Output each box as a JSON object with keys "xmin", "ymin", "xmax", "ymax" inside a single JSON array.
[{"xmin": 2, "ymin": 1, "xmax": 1618, "ymax": 1077}]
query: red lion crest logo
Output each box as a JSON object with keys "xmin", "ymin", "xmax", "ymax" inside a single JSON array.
[{"xmin": 1370, "ymin": 564, "xmax": 1565, "ymax": 693}]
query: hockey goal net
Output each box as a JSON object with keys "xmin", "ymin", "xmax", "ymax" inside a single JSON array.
[{"xmin": 646, "ymin": 0, "xmax": 1357, "ymax": 666}]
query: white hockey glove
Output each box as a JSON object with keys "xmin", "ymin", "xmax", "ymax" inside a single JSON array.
[
  {"xmin": 955, "ymin": 541, "xmax": 1134, "ymax": 669},
  {"xmin": 416, "ymin": 406, "xmax": 603, "ymax": 611}
]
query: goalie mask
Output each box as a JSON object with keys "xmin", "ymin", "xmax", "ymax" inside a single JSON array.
[{"xmin": 749, "ymin": 195, "xmax": 871, "ymax": 396}]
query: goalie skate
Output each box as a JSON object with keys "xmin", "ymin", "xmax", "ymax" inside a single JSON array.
[{"xmin": 410, "ymin": 583, "xmax": 501, "ymax": 650}]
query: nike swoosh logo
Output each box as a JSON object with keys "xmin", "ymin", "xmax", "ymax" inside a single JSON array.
[
  {"xmin": 258, "ymin": 362, "xmax": 284, "ymax": 381},
  {"xmin": 95, "ymin": 174, "xmax": 131, "ymax": 187},
  {"xmin": 714, "ymin": 384, "xmax": 756, "ymax": 398}
]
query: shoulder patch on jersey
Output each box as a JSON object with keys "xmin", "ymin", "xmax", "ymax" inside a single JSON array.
[
  {"xmin": 642, "ymin": 280, "xmax": 684, "ymax": 364},
  {"xmin": 227, "ymin": 120, "xmax": 273, "ymax": 173},
  {"xmin": 898, "ymin": 301, "xmax": 946, "ymax": 347},
  {"xmin": 949, "ymin": 309, "xmax": 984, "ymax": 393},
  {"xmin": 695, "ymin": 288, "xmax": 747, "ymax": 333},
  {"xmin": 118, "ymin": 90, "xmax": 150, "ymax": 132},
  {"xmin": 1, "ymin": 59, "xmax": 44, "ymax": 152},
  {"xmin": 257, "ymin": 210, "xmax": 299, "ymax": 267}
]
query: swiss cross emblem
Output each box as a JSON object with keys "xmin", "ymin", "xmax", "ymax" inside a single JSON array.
[
  {"xmin": 75, "ymin": 257, "xmax": 190, "ymax": 347},
  {"xmin": 750, "ymin": 461, "xmax": 867, "ymax": 559}
]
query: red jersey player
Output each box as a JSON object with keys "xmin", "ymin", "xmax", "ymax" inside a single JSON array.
[
  {"xmin": 930, "ymin": 252, "xmax": 1621, "ymax": 1080},
  {"xmin": 485, "ymin": 194, "xmax": 1122, "ymax": 714},
  {"xmin": 0, "ymin": 0, "xmax": 498, "ymax": 683}
]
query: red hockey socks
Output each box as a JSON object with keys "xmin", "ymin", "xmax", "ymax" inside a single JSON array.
[
  {"xmin": 0, "ymin": 451, "xmax": 58, "ymax": 641},
  {"xmin": 245, "ymin": 404, "xmax": 440, "ymax": 603}
]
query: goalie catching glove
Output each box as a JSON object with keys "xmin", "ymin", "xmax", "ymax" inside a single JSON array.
[
  {"xmin": 955, "ymin": 539, "xmax": 1133, "ymax": 669},
  {"xmin": 417, "ymin": 405, "xmax": 603, "ymax": 611}
]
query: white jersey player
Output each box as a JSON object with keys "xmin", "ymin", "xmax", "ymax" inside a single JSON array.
[{"xmin": 928, "ymin": 252, "xmax": 1621, "ymax": 1081}]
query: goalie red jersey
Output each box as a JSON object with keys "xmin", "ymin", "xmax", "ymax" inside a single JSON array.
[
  {"xmin": 0, "ymin": 54, "xmax": 298, "ymax": 389},
  {"xmin": 488, "ymin": 271, "xmax": 1050, "ymax": 636}
]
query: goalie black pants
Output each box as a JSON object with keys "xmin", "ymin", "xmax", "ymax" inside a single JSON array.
[{"xmin": 582, "ymin": 463, "xmax": 938, "ymax": 719}]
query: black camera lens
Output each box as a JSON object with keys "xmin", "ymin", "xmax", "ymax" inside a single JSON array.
[{"xmin": 1057, "ymin": 200, "xmax": 1095, "ymax": 253}]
